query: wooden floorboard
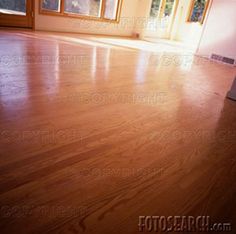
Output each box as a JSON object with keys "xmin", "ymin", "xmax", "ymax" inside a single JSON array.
[{"xmin": 0, "ymin": 30, "xmax": 236, "ymax": 234}]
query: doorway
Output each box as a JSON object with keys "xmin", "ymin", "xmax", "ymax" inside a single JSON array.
[
  {"xmin": 145, "ymin": 0, "xmax": 179, "ymax": 39},
  {"xmin": 0, "ymin": 0, "xmax": 34, "ymax": 28}
]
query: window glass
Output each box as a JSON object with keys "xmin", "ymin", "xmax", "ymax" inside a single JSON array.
[
  {"xmin": 64, "ymin": 0, "xmax": 102, "ymax": 17},
  {"xmin": 104, "ymin": 0, "xmax": 119, "ymax": 20},
  {"xmin": 163, "ymin": 0, "xmax": 175, "ymax": 17},
  {"xmin": 190, "ymin": 0, "xmax": 207, "ymax": 23},
  {"xmin": 42, "ymin": 0, "xmax": 60, "ymax": 11},
  {"xmin": 150, "ymin": 0, "xmax": 161, "ymax": 18},
  {"xmin": 0, "ymin": 0, "xmax": 26, "ymax": 15}
]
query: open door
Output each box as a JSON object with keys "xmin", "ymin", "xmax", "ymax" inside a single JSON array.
[
  {"xmin": 145, "ymin": 0, "xmax": 179, "ymax": 39},
  {"xmin": 0, "ymin": 0, "xmax": 34, "ymax": 28}
]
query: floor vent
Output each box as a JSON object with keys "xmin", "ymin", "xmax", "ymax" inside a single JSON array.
[{"xmin": 211, "ymin": 54, "xmax": 235, "ymax": 65}]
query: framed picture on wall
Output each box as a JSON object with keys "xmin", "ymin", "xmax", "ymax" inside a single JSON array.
[{"xmin": 187, "ymin": 0, "xmax": 210, "ymax": 24}]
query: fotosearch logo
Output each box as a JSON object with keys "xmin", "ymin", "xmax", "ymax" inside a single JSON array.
[{"xmin": 138, "ymin": 216, "xmax": 232, "ymax": 232}]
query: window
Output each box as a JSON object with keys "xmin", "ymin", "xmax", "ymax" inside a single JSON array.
[
  {"xmin": 104, "ymin": 0, "xmax": 119, "ymax": 20},
  {"xmin": 40, "ymin": 0, "xmax": 122, "ymax": 22},
  {"xmin": 150, "ymin": 0, "xmax": 161, "ymax": 18},
  {"xmin": 0, "ymin": 0, "xmax": 26, "ymax": 15},
  {"xmin": 188, "ymin": 0, "xmax": 210, "ymax": 24},
  {"xmin": 163, "ymin": 0, "xmax": 175, "ymax": 17},
  {"xmin": 149, "ymin": 0, "xmax": 175, "ymax": 19},
  {"xmin": 64, "ymin": 0, "xmax": 102, "ymax": 17},
  {"xmin": 42, "ymin": 0, "xmax": 60, "ymax": 12}
]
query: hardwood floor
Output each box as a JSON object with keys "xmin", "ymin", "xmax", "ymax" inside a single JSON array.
[{"xmin": 0, "ymin": 30, "xmax": 236, "ymax": 234}]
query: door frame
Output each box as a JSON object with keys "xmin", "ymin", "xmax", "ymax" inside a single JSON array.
[
  {"xmin": 167, "ymin": 0, "xmax": 179, "ymax": 39},
  {"xmin": 145, "ymin": 0, "xmax": 179, "ymax": 39},
  {"xmin": 0, "ymin": 0, "xmax": 35, "ymax": 29}
]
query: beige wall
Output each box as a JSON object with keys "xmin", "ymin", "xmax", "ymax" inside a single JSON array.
[
  {"xmin": 35, "ymin": 0, "xmax": 139, "ymax": 36},
  {"xmin": 133, "ymin": 0, "xmax": 152, "ymax": 38}
]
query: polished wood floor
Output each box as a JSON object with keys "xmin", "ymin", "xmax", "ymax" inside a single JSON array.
[{"xmin": 0, "ymin": 30, "xmax": 236, "ymax": 234}]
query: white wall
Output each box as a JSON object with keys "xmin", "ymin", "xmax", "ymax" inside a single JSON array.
[
  {"xmin": 135, "ymin": 0, "xmax": 207, "ymax": 48},
  {"xmin": 35, "ymin": 0, "xmax": 139, "ymax": 36},
  {"xmin": 197, "ymin": 0, "xmax": 236, "ymax": 61},
  {"xmin": 170, "ymin": 0, "xmax": 206, "ymax": 47}
]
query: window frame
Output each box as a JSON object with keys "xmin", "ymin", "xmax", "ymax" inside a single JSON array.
[
  {"xmin": 149, "ymin": 0, "xmax": 177, "ymax": 20},
  {"xmin": 187, "ymin": 0, "xmax": 210, "ymax": 24},
  {"xmin": 39, "ymin": 0, "xmax": 123, "ymax": 23}
]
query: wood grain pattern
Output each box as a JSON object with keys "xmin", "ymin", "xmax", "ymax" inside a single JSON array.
[{"xmin": 0, "ymin": 30, "xmax": 236, "ymax": 234}]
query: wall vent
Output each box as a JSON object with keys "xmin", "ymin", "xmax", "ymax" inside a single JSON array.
[{"xmin": 211, "ymin": 54, "xmax": 235, "ymax": 65}]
